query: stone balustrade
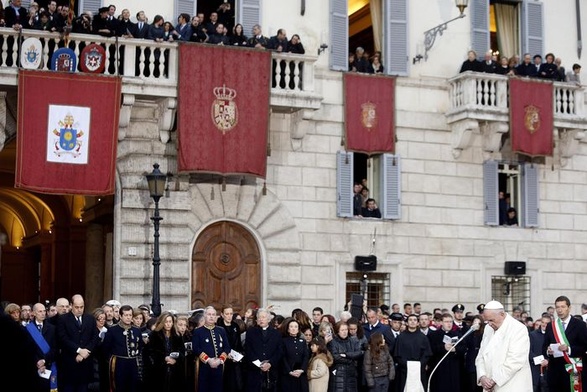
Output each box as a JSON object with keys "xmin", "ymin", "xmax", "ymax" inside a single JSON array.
[{"xmin": 0, "ymin": 28, "xmax": 321, "ymax": 110}]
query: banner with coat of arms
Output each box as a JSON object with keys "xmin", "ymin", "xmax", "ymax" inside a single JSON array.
[
  {"xmin": 509, "ymin": 78, "xmax": 554, "ymax": 157},
  {"xmin": 344, "ymin": 72, "xmax": 396, "ymax": 154},
  {"xmin": 177, "ymin": 44, "xmax": 271, "ymax": 177},
  {"xmin": 15, "ymin": 70, "xmax": 121, "ymax": 195}
]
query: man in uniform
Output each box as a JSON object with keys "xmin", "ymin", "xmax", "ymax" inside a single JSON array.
[
  {"xmin": 102, "ymin": 305, "xmax": 143, "ymax": 391},
  {"xmin": 27, "ymin": 302, "xmax": 58, "ymax": 391},
  {"xmin": 394, "ymin": 314, "xmax": 432, "ymax": 392},
  {"xmin": 390, "ymin": 312, "xmax": 403, "ymax": 338},
  {"xmin": 452, "ymin": 304, "xmax": 467, "ymax": 331},
  {"xmin": 192, "ymin": 306, "xmax": 230, "ymax": 392}
]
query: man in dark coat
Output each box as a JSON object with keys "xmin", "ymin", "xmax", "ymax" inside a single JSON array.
[
  {"xmin": 244, "ymin": 308, "xmax": 283, "ymax": 391},
  {"xmin": 27, "ymin": 302, "xmax": 59, "ymax": 392},
  {"xmin": 427, "ymin": 313, "xmax": 465, "ymax": 392},
  {"xmin": 394, "ymin": 314, "xmax": 432, "ymax": 392},
  {"xmin": 363, "ymin": 308, "xmax": 395, "ymax": 353},
  {"xmin": 543, "ymin": 296, "xmax": 587, "ymax": 392},
  {"xmin": 530, "ymin": 315, "xmax": 550, "ymax": 392},
  {"xmin": 56, "ymin": 294, "xmax": 100, "ymax": 392}
]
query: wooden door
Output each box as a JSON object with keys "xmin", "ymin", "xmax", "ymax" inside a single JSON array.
[{"xmin": 191, "ymin": 221, "xmax": 260, "ymax": 313}]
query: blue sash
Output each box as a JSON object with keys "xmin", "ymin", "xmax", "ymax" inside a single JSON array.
[{"xmin": 26, "ymin": 322, "xmax": 58, "ymax": 391}]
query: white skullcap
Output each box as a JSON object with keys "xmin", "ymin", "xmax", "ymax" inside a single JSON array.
[{"xmin": 484, "ymin": 300, "xmax": 504, "ymax": 310}]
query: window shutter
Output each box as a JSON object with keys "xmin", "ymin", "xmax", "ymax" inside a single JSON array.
[
  {"xmin": 483, "ymin": 160, "xmax": 499, "ymax": 226},
  {"xmin": 385, "ymin": 0, "xmax": 409, "ymax": 76},
  {"xmin": 239, "ymin": 0, "xmax": 261, "ymax": 39},
  {"xmin": 337, "ymin": 151, "xmax": 354, "ymax": 218},
  {"xmin": 381, "ymin": 154, "xmax": 401, "ymax": 219},
  {"xmin": 79, "ymin": 0, "xmax": 103, "ymax": 14},
  {"xmin": 330, "ymin": 0, "xmax": 348, "ymax": 71},
  {"xmin": 522, "ymin": 0, "xmax": 544, "ymax": 57},
  {"xmin": 175, "ymin": 0, "xmax": 196, "ymax": 18},
  {"xmin": 522, "ymin": 163, "xmax": 539, "ymax": 228},
  {"xmin": 21, "ymin": 0, "xmax": 31, "ymax": 9},
  {"xmin": 470, "ymin": 0, "xmax": 490, "ymax": 58}
]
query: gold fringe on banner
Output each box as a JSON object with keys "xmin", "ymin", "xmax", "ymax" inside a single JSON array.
[{"xmin": 262, "ymin": 182, "xmax": 267, "ymax": 195}]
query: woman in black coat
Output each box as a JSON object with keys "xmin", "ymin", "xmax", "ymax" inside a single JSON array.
[
  {"xmin": 142, "ymin": 312, "xmax": 186, "ymax": 392},
  {"xmin": 217, "ymin": 306, "xmax": 245, "ymax": 392},
  {"xmin": 230, "ymin": 23, "xmax": 248, "ymax": 46},
  {"xmin": 328, "ymin": 321, "xmax": 364, "ymax": 392},
  {"xmin": 279, "ymin": 317, "xmax": 310, "ymax": 392}
]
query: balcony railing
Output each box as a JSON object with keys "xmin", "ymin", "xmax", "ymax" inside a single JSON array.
[
  {"xmin": 0, "ymin": 28, "xmax": 321, "ymax": 110},
  {"xmin": 447, "ymin": 71, "xmax": 586, "ymax": 128}
]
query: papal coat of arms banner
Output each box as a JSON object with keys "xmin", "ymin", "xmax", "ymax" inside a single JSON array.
[
  {"xmin": 15, "ymin": 70, "xmax": 121, "ymax": 195},
  {"xmin": 177, "ymin": 44, "xmax": 271, "ymax": 177},
  {"xmin": 344, "ymin": 72, "xmax": 396, "ymax": 155},
  {"xmin": 509, "ymin": 78, "xmax": 554, "ymax": 157}
]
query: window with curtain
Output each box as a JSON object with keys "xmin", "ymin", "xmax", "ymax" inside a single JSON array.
[{"xmin": 490, "ymin": 1, "xmax": 520, "ymax": 59}]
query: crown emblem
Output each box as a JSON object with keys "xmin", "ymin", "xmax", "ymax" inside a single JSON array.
[
  {"xmin": 211, "ymin": 84, "xmax": 238, "ymax": 133},
  {"xmin": 214, "ymin": 84, "xmax": 237, "ymax": 101}
]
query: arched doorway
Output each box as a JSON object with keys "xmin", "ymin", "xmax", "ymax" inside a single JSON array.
[{"xmin": 191, "ymin": 221, "xmax": 261, "ymax": 313}]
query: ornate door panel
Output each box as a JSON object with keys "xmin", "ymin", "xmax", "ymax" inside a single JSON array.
[{"xmin": 192, "ymin": 221, "xmax": 260, "ymax": 313}]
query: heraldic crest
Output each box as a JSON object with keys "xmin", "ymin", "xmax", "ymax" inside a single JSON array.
[
  {"xmin": 211, "ymin": 84, "xmax": 238, "ymax": 134},
  {"xmin": 361, "ymin": 101, "xmax": 377, "ymax": 130},
  {"xmin": 52, "ymin": 112, "xmax": 85, "ymax": 158},
  {"xmin": 524, "ymin": 105, "xmax": 541, "ymax": 134}
]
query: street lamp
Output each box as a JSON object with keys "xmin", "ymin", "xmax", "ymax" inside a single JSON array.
[{"xmin": 146, "ymin": 163, "xmax": 167, "ymax": 317}]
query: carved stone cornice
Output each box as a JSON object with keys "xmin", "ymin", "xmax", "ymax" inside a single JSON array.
[
  {"xmin": 289, "ymin": 109, "xmax": 315, "ymax": 151},
  {"xmin": 118, "ymin": 94, "xmax": 135, "ymax": 141},
  {"xmin": 450, "ymin": 119, "xmax": 479, "ymax": 159},
  {"xmin": 156, "ymin": 97, "xmax": 177, "ymax": 144},
  {"xmin": 557, "ymin": 128, "xmax": 585, "ymax": 166},
  {"xmin": 480, "ymin": 121, "xmax": 509, "ymax": 153}
]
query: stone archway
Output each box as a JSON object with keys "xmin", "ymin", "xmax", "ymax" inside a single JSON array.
[{"xmin": 191, "ymin": 221, "xmax": 261, "ymax": 313}]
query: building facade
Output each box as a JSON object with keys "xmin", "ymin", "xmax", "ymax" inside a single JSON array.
[{"xmin": 0, "ymin": 0, "xmax": 586, "ymax": 317}]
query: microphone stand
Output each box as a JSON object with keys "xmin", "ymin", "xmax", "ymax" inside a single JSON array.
[{"xmin": 426, "ymin": 325, "xmax": 478, "ymax": 392}]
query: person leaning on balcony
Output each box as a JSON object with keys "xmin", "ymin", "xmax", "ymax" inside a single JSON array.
[
  {"xmin": 481, "ymin": 50, "xmax": 497, "ymax": 73},
  {"xmin": 288, "ymin": 34, "xmax": 305, "ymax": 54},
  {"xmin": 93, "ymin": 6, "xmax": 115, "ymax": 36},
  {"xmin": 495, "ymin": 56, "xmax": 510, "ymax": 75},
  {"xmin": 230, "ymin": 23, "xmax": 248, "ymax": 46},
  {"xmin": 248, "ymin": 24, "xmax": 269, "ymax": 48},
  {"xmin": 538, "ymin": 53, "xmax": 558, "ymax": 80},
  {"xmin": 268, "ymin": 28, "xmax": 288, "ymax": 52},
  {"xmin": 5, "ymin": 0, "xmax": 28, "ymax": 30},
  {"xmin": 555, "ymin": 57, "xmax": 566, "ymax": 82},
  {"xmin": 515, "ymin": 53, "xmax": 538, "ymax": 77},
  {"xmin": 566, "ymin": 63, "xmax": 582, "ymax": 85},
  {"xmin": 459, "ymin": 50, "xmax": 481, "ymax": 73}
]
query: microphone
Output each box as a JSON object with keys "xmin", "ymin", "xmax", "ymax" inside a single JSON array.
[{"xmin": 426, "ymin": 323, "xmax": 480, "ymax": 392}]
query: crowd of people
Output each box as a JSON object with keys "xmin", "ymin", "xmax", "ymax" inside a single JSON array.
[
  {"xmin": 460, "ymin": 49, "xmax": 582, "ymax": 84},
  {"xmin": 0, "ymin": 1, "xmax": 306, "ymax": 53},
  {"xmin": 2, "ymin": 294, "xmax": 586, "ymax": 392},
  {"xmin": 349, "ymin": 46, "xmax": 385, "ymax": 74}
]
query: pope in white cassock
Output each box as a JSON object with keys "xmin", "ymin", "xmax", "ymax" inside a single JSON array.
[{"xmin": 475, "ymin": 300, "xmax": 532, "ymax": 392}]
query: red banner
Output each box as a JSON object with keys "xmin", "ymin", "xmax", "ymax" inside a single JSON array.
[
  {"xmin": 510, "ymin": 78, "xmax": 553, "ymax": 157},
  {"xmin": 15, "ymin": 70, "xmax": 121, "ymax": 195},
  {"xmin": 177, "ymin": 44, "xmax": 271, "ymax": 177},
  {"xmin": 344, "ymin": 73, "xmax": 395, "ymax": 154}
]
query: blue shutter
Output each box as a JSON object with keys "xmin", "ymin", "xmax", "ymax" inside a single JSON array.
[
  {"xmin": 522, "ymin": 1, "xmax": 544, "ymax": 57},
  {"xmin": 337, "ymin": 151, "xmax": 354, "ymax": 218},
  {"xmin": 175, "ymin": 0, "xmax": 196, "ymax": 19},
  {"xmin": 483, "ymin": 160, "xmax": 499, "ymax": 226},
  {"xmin": 21, "ymin": 0, "xmax": 31, "ymax": 9},
  {"xmin": 330, "ymin": 0, "xmax": 348, "ymax": 71},
  {"xmin": 239, "ymin": 0, "xmax": 261, "ymax": 40},
  {"xmin": 384, "ymin": 0, "xmax": 409, "ymax": 76},
  {"xmin": 522, "ymin": 163, "xmax": 539, "ymax": 228},
  {"xmin": 79, "ymin": 0, "xmax": 102, "ymax": 14},
  {"xmin": 470, "ymin": 0, "xmax": 490, "ymax": 58},
  {"xmin": 381, "ymin": 154, "xmax": 401, "ymax": 220}
]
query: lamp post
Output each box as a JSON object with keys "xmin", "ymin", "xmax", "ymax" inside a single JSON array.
[{"xmin": 146, "ymin": 163, "xmax": 167, "ymax": 317}]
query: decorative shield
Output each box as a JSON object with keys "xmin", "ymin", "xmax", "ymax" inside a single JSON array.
[
  {"xmin": 80, "ymin": 43, "xmax": 106, "ymax": 74},
  {"xmin": 524, "ymin": 105, "xmax": 541, "ymax": 134},
  {"xmin": 59, "ymin": 128, "xmax": 78, "ymax": 151},
  {"xmin": 50, "ymin": 48, "xmax": 77, "ymax": 72},
  {"xmin": 211, "ymin": 84, "xmax": 238, "ymax": 134},
  {"xmin": 20, "ymin": 37, "xmax": 43, "ymax": 69}
]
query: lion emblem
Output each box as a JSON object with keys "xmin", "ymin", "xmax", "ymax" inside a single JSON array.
[{"xmin": 524, "ymin": 105, "xmax": 540, "ymax": 134}]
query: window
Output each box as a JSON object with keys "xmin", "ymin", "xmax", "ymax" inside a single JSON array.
[
  {"xmin": 337, "ymin": 151, "xmax": 401, "ymax": 219},
  {"xmin": 471, "ymin": 0, "xmax": 543, "ymax": 60},
  {"xmin": 346, "ymin": 272, "xmax": 390, "ymax": 309},
  {"xmin": 491, "ymin": 275, "xmax": 531, "ymax": 315},
  {"xmin": 330, "ymin": 0, "xmax": 409, "ymax": 75},
  {"xmin": 483, "ymin": 160, "xmax": 539, "ymax": 227}
]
